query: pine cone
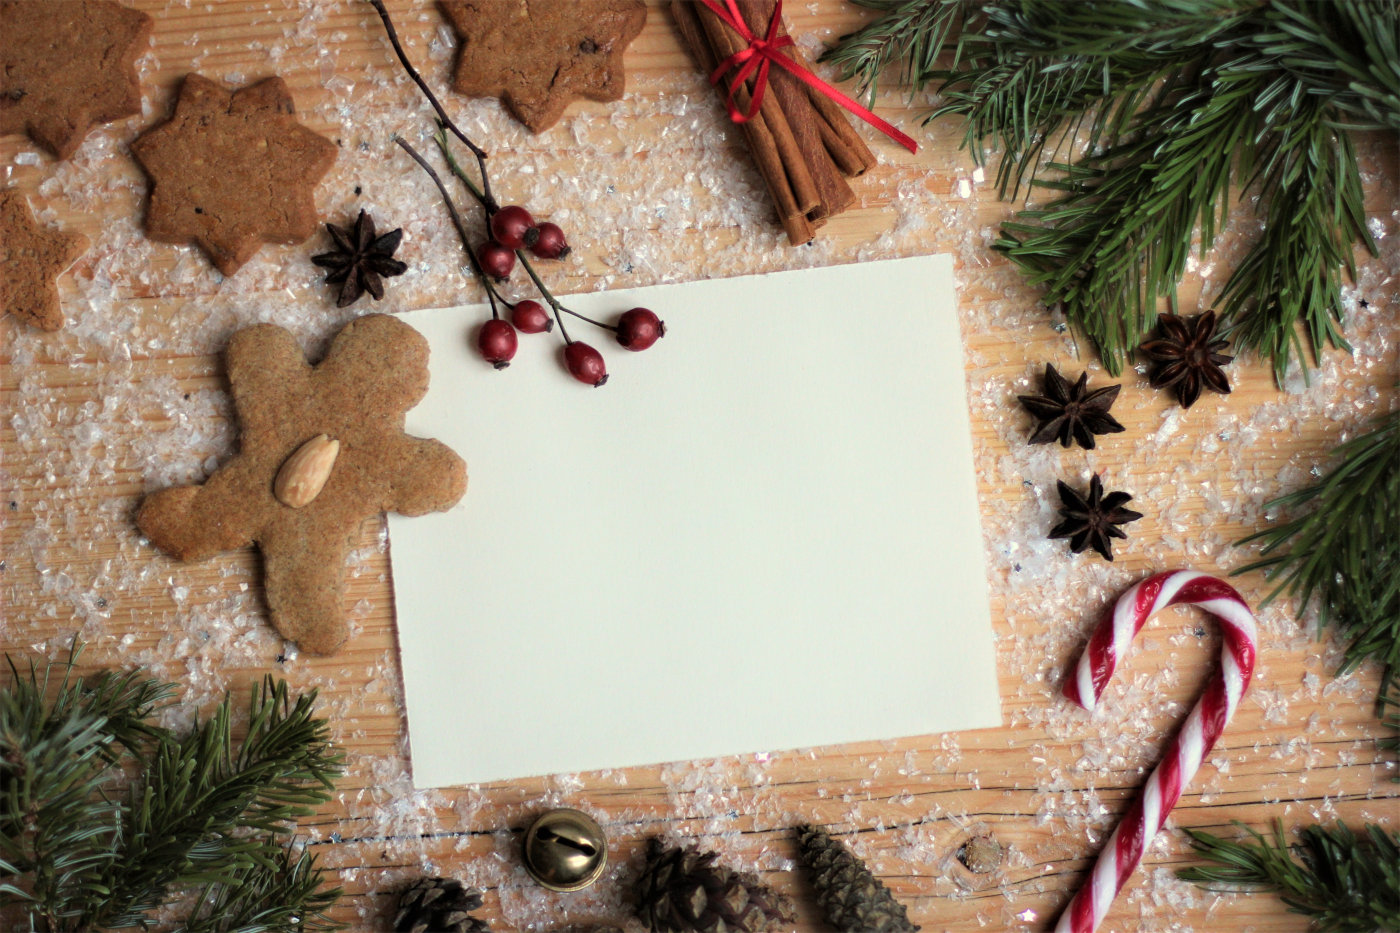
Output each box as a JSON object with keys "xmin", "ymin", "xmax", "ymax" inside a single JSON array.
[
  {"xmin": 635, "ymin": 837, "xmax": 794, "ymax": 933},
  {"xmin": 795, "ymin": 825, "xmax": 919, "ymax": 933},
  {"xmin": 394, "ymin": 876, "xmax": 490, "ymax": 933}
]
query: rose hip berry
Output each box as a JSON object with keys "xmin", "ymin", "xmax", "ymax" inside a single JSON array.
[
  {"xmin": 564, "ymin": 341, "xmax": 608, "ymax": 387},
  {"xmin": 510, "ymin": 299, "xmax": 553, "ymax": 334},
  {"xmin": 490, "ymin": 205, "xmax": 538, "ymax": 250},
  {"xmin": 477, "ymin": 319, "xmax": 518, "ymax": 369},
  {"xmin": 530, "ymin": 222, "xmax": 571, "ymax": 260},
  {"xmin": 615, "ymin": 307, "xmax": 665, "ymax": 351},
  {"xmin": 477, "ymin": 241, "xmax": 515, "ymax": 281}
]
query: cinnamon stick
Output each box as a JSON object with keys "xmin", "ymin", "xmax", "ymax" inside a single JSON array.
[
  {"xmin": 807, "ymin": 86, "xmax": 878, "ymax": 175},
  {"xmin": 726, "ymin": 0, "xmax": 877, "ymax": 174},
  {"xmin": 732, "ymin": 0, "xmax": 854, "ymax": 217},
  {"xmin": 694, "ymin": 0, "xmax": 824, "ymax": 224},
  {"xmin": 672, "ymin": 0, "xmax": 880, "ymax": 244},
  {"xmin": 671, "ymin": 1, "xmax": 813, "ymax": 244},
  {"xmin": 814, "ymin": 115, "xmax": 868, "ymax": 177}
]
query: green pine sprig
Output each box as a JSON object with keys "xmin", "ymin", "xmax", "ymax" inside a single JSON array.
[
  {"xmin": 0, "ymin": 644, "xmax": 344, "ymax": 932},
  {"xmin": 1234, "ymin": 409, "xmax": 1399, "ymax": 707},
  {"xmin": 994, "ymin": 62, "xmax": 1269, "ymax": 374},
  {"xmin": 176, "ymin": 842, "xmax": 343, "ymax": 933},
  {"xmin": 821, "ymin": 0, "xmax": 1396, "ymax": 378},
  {"xmin": 820, "ymin": 0, "xmax": 970, "ymax": 108},
  {"xmin": 1178, "ymin": 821, "xmax": 1400, "ymax": 931},
  {"xmin": 1214, "ymin": 104, "xmax": 1370, "ymax": 380},
  {"xmin": 938, "ymin": 0, "xmax": 1256, "ymax": 199},
  {"xmin": 1381, "ymin": 689, "xmax": 1400, "ymax": 777},
  {"xmin": 0, "ymin": 646, "xmax": 176, "ymax": 929}
]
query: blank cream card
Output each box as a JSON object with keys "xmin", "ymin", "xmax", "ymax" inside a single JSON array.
[{"xmin": 389, "ymin": 255, "xmax": 1001, "ymax": 788}]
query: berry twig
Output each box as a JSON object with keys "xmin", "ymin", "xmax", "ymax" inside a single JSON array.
[
  {"xmin": 392, "ymin": 136, "xmax": 505, "ymax": 321},
  {"xmin": 366, "ymin": 0, "xmax": 494, "ymax": 210},
  {"xmin": 433, "ymin": 132, "xmax": 608, "ymax": 338},
  {"xmin": 395, "ymin": 136, "xmax": 522, "ymax": 368},
  {"xmin": 371, "ymin": 0, "xmax": 665, "ymax": 384},
  {"xmin": 431, "ymin": 123, "xmax": 488, "ymax": 204}
]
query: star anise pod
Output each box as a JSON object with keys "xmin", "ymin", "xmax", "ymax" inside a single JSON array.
[
  {"xmin": 312, "ymin": 209, "xmax": 408, "ymax": 307},
  {"xmin": 1017, "ymin": 364, "xmax": 1125, "ymax": 449},
  {"xmin": 1049, "ymin": 474, "xmax": 1143, "ymax": 561},
  {"xmin": 1139, "ymin": 311, "xmax": 1233, "ymax": 409}
]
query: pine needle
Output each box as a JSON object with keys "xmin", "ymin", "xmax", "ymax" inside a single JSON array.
[
  {"xmin": 1214, "ymin": 80, "xmax": 1374, "ymax": 382},
  {"xmin": 0, "ymin": 641, "xmax": 175, "ymax": 929},
  {"xmin": 177, "ymin": 842, "xmax": 342, "ymax": 933},
  {"xmin": 89, "ymin": 676, "xmax": 343, "ymax": 928},
  {"xmin": 820, "ymin": 0, "xmax": 972, "ymax": 106},
  {"xmin": 0, "ymin": 647, "xmax": 344, "ymax": 932},
  {"xmin": 1234, "ymin": 410, "xmax": 1400, "ymax": 707},
  {"xmin": 822, "ymin": 0, "xmax": 1395, "ymax": 377},
  {"xmin": 1380, "ymin": 689, "xmax": 1400, "ymax": 778},
  {"xmin": 934, "ymin": 0, "xmax": 1256, "ymax": 199},
  {"xmin": 995, "ymin": 67, "xmax": 1267, "ymax": 371},
  {"xmin": 1179, "ymin": 821, "xmax": 1400, "ymax": 931}
]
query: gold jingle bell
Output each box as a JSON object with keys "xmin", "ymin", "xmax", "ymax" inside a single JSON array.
[{"xmin": 522, "ymin": 808, "xmax": 608, "ymax": 892}]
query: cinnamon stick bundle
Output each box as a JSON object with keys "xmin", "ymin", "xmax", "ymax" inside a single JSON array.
[{"xmin": 671, "ymin": 0, "xmax": 877, "ymax": 246}]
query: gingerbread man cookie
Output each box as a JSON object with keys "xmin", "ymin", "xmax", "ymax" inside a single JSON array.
[
  {"xmin": 0, "ymin": 188, "xmax": 89, "ymax": 331},
  {"xmin": 0, "ymin": 0, "xmax": 153, "ymax": 160},
  {"xmin": 131, "ymin": 74, "xmax": 337, "ymax": 275},
  {"xmin": 440, "ymin": 0, "xmax": 647, "ymax": 133},
  {"xmin": 137, "ymin": 314, "xmax": 466, "ymax": 655}
]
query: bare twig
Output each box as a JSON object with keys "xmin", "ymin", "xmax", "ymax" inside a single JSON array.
[
  {"xmin": 368, "ymin": 0, "xmax": 496, "ymax": 210},
  {"xmin": 393, "ymin": 136, "xmax": 503, "ymax": 319}
]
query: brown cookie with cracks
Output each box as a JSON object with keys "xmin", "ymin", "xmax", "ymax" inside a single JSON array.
[
  {"xmin": 0, "ymin": 188, "xmax": 89, "ymax": 331},
  {"xmin": 440, "ymin": 0, "xmax": 647, "ymax": 133},
  {"xmin": 131, "ymin": 74, "xmax": 337, "ymax": 275},
  {"xmin": 137, "ymin": 314, "xmax": 467, "ymax": 655},
  {"xmin": 0, "ymin": 0, "xmax": 152, "ymax": 160}
]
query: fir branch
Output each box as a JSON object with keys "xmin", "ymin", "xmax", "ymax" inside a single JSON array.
[
  {"xmin": 931, "ymin": 0, "xmax": 1255, "ymax": 198},
  {"xmin": 87, "ymin": 677, "xmax": 343, "ymax": 929},
  {"xmin": 2, "ymin": 643, "xmax": 174, "ymax": 764},
  {"xmin": 994, "ymin": 66, "xmax": 1267, "ymax": 371},
  {"xmin": 0, "ymin": 651, "xmax": 344, "ymax": 932},
  {"xmin": 0, "ymin": 645, "xmax": 175, "ymax": 930},
  {"xmin": 176, "ymin": 841, "xmax": 342, "ymax": 933},
  {"xmin": 1245, "ymin": 0, "xmax": 1400, "ymax": 133},
  {"xmin": 1234, "ymin": 410, "xmax": 1400, "ymax": 705},
  {"xmin": 67, "ymin": 668, "xmax": 176, "ymax": 760},
  {"xmin": 1178, "ymin": 821, "xmax": 1400, "ymax": 931},
  {"xmin": 1380, "ymin": 688, "xmax": 1399, "ymax": 777},
  {"xmin": 1215, "ymin": 103, "xmax": 1371, "ymax": 381},
  {"xmin": 823, "ymin": 0, "xmax": 1395, "ymax": 377},
  {"xmin": 819, "ymin": 0, "xmax": 973, "ymax": 106}
]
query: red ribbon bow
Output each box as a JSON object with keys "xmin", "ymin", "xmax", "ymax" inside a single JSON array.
[{"xmin": 698, "ymin": 0, "xmax": 918, "ymax": 154}]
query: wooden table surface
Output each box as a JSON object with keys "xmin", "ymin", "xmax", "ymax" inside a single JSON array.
[{"xmin": 3, "ymin": 2, "xmax": 1397, "ymax": 930}]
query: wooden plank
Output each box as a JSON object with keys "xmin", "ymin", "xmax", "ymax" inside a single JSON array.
[{"xmin": 1, "ymin": 1, "xmax": 1396, "ymax": 930}]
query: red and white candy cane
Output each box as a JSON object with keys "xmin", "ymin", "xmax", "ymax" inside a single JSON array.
[{"xmin": 1054, "ymin": 570, "xmax": 1258, "ymax": 933}]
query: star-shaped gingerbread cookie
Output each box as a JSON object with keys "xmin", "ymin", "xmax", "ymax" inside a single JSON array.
[
  {"xmin": 131, "ymin": 75, "xmax": 337, "ymax": 276},
  {"xmin": 440, "ymin": 0, "xmax": 647, "ymax": 133},
  {"xmin": 0, "ymin": 0, "xmax": 152, "ymax": 160},
  {"xmin": 0, "ymin": 188, "xmax": 89, "ymax": 332},
  {"xmin": 137, "ymin": 314, "xmax": 467, "ymax": 655}
]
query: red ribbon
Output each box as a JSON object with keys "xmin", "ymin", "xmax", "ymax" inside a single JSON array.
[{"xmin": 697, "ymin": 0, "xmax": 918, "ymax": 154}]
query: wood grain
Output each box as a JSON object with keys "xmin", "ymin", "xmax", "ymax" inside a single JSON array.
[{"xmin": 1, "ymin": 2, "xmax": 1396, "ymax": 931}]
